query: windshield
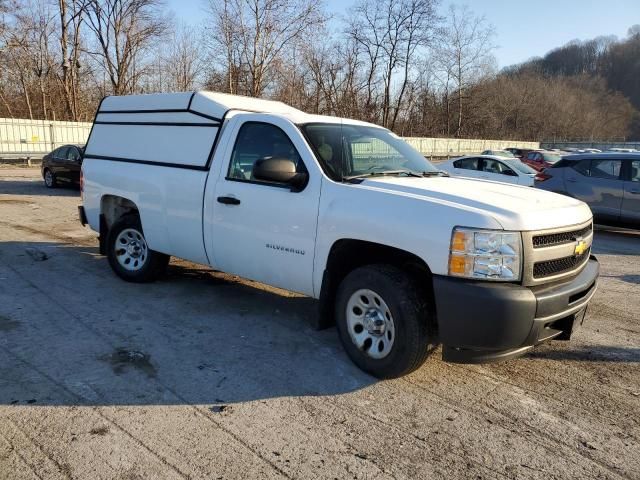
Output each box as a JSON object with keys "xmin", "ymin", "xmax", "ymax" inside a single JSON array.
[
  {"xmin": 301, "ymin": 123, "xmax": 439, "ymax": 180},
  {"xmin": 542, "ymin": 153, "xmax": 562, "ymax": 163},
  {"xmin": 504, "ymin": 159, "xmax": 536, "ymax": 174}
]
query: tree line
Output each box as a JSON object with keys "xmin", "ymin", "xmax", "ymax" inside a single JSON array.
[{"xmin": 0, "ymin": 0, "xmax": 638, "ymax": 141}]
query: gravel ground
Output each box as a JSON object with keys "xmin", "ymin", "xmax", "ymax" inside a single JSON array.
[{"xmin": 0, "ymin": 167, "xmax": 639, "ymax": 480}]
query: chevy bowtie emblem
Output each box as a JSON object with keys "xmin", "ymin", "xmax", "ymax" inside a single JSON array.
[{"xmin": 574, "ymin": 240, "xmax": 588, "ymax": 256}]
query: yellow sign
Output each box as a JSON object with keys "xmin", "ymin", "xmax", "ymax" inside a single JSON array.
[{"xmin": 574, "ymin": 240, "xmax": 588, "ymax": 256}]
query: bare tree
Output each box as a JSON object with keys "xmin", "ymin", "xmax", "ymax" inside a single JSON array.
[
  {"xmin": 207, "ymin": 0, "xmax": 326, "ymax": 97},
  {"xmin": 433, "ymin": 4, "xmax": 495, "ymax": 136},
  {"xmin": 163, "ymin": 24, "xmax": 204, "ymax": 91},
  {"xmin": 348, "ymin": 0, "xmax": 439, "ymax": 129},
  {"xmin": 2, "ymin": 1, "xmax": 58, "ymax": 119},
  {"xmin": 84, "ymin": 0, "xmax": 167, "ymax": 95},
  {"xmin": 57, "ymin": 0, "xmax": 87, "ymax": 120}
]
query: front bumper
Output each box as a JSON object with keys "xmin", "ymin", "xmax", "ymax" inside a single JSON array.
[{"xmin": 432, "ymin": 256, "xmax": 599, "ymax": 363}]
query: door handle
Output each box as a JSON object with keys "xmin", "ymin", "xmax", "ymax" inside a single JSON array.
[
  {"xmin": 630, "ymin": 189, "xmax": 640, "ymax": 194},
  {"xmin": 567, "ymin": 177, "xmax": 577, "ymax": 183},
  {"xmin": 217, "ymin": 196, "xmax": 240, "ymax": 205}
]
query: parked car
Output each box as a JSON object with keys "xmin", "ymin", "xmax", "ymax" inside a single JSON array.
[
  {"xmin": 439, "ymin": 155, "xmax": 537, "ymax": 186},
  {"xmin": 535, "ymin": 153, "xmax": 640, "ymax": 226},
  {"xmin": 79, "ymin": 91, "xmax": 599, "ymax": 378},
  {"xmin": 42, "ymin": 144, "xmax": 84, "ymax": 188},
  {"xmin": 481, "ymin": 149, "xmax": 516, "ymax": 158},
  {"xmin": 522, "ymin": 150, "xmax": 563, "ymax": 171},
  {"xmin": 505, "ymin": 147, "xmax": 534, "ymax": 159}
]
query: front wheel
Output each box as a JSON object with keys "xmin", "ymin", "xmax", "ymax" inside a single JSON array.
[
  {"xmin": 44, "ymin": 169, "xmax": 56, "ymax": 188},
  {"xmin": 335, "ymin": 264, "xmax": 437, "ymax": 378},
  {"xmin": 106, "ymin": 214, "xmax": 169, "ymax": 283}
]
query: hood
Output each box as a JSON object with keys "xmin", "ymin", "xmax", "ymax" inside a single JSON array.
[{"xmin": 359, "ymin": 176, "xmax": 592, "ymax": 231}]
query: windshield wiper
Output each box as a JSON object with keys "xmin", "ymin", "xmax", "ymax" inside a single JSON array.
[
  {"xmin": 343, "ymin": 170, "xmax": 425, "ymax": 182},
  {"xmin": 422, "ymin": 170, "xmax": 449, "ymax": 177}
]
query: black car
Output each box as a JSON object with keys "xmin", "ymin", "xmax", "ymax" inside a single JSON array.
[{"xmin": 41, "ymin": 144, "xmax": 84, "ymax": 188}]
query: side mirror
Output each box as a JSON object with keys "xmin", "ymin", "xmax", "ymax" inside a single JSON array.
[
  {"xmin": 252, "ymin": 157, "xmax": 308, "ymax": 191},
  {"xmin": 503, "ymin": 169, "xmax": 517, "ymax": 176}
]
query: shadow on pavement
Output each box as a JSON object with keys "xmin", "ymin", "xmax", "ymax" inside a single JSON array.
[
  {"xmin": 528, "ymin": 345, "xmax": 640, "ymax": 363},
  {"xmin": 599, "ymin": 273, "xmax": 640, "ymax": 285},
  {"xmin": 0, "ymin": 241, "xmax": 374, "ymax": 408},
  {"xmin": 0, "ymin": 179, "xmax": 80, "ymax": 197}
]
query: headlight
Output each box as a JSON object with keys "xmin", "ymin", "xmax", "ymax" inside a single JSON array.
[{"xmin": 448, "ymin": 228, "xmax": 522, "ymax": 281}]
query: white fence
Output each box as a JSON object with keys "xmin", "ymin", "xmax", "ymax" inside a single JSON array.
[
  {"xmin": 404, "ymin": 137, "xmax": 540, "ymax": 158},
  {"xmin": 0, "ymin": 118, "xmax": 92, "ymax": 157},
  {"xmin": 0, "ymin": 117, "xmax": 540, "ymax": 160}
]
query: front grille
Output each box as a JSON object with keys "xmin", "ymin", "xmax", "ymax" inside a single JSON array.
[
  {"xmin": 533, "ymin": 247, "xmax": 590, "ymax": 279},
  {"xmin": 532, "ymin": 223, "xmax": 592, "ymax": 249}
]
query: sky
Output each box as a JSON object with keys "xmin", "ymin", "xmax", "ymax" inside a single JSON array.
[{"xmin": 166, "ymin": 0, "xmax": 640, "ymax": 69}]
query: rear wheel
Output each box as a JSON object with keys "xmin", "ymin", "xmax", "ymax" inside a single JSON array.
[
  {"xmin": 335, "ymin": 264, "xmax": 437, "ymax": 378},
  {"xmin": 106, "ymin": 214, "xmax": 169, "ymax": 282},
  {"xmin": 44, "ymin": 169, "xmax": 56, "ymax": 188}
]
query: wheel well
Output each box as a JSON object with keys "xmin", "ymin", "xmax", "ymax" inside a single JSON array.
[
  {"xmin": 318, "ymin": 239, "xmax": 435, "ymax": 330},
  {"xmin": 100, "ymin": 195, "xmax": 139, "ymax": 229},
  {"xmin": 99, "ymin": 195, "xmax": 139, "ymax": 255}
]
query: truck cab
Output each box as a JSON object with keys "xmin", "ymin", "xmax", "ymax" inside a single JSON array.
[{"xmin": 80, "ymin": 91, "xmax": 599, "ymax": 378}]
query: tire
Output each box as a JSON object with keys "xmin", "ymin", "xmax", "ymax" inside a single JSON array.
[
  {"xmin": 44, "ymin": 169, "xmax": 56, "ymax": 188},
  {"xmin": 335, "ymin": 264, "xmax": 437, "ymax": 379},
  {"xmin": 106, "ymin": 214, "xmax": 169, "ymax": 283}
]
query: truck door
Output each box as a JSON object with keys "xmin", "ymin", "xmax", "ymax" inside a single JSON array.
[{"xmin": 207, "ymin": 115, "xmax": 321, "ymax": 296}]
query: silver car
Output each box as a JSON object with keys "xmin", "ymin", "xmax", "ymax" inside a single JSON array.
[
  {"xmin": 439, "ymin": 155, "xmax": 537, "ymax": 186},
  {"xmin": 535, "ymin": 153, "xmax": 640, "ymax": 226}
]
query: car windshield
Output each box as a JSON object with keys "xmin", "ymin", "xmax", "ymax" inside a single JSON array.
[
  {"xmin": 504, "ymin": 159, "xmax": 536, "ymax": 174},
  {"xmin": 542, "ymin": 153, "xmax": 562, "ymax": 163},
  {"xmin": 301, "ymin": 123, "xmax": 440, "ymax": 180}
]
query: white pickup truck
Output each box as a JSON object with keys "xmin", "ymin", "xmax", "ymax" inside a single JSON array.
[{"xmin": 79, "ymin": 91, "xmax": 599, "ymax": 378}]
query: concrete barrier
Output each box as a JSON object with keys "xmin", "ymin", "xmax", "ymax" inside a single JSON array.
[{"xmin": 404, "ymin": 137, "xmax": 540, "ymax": 158}]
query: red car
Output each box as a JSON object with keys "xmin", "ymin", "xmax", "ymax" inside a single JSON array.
[{"xmin": 522, "ymin": 150, "xmax": 563, "ymax": 171}]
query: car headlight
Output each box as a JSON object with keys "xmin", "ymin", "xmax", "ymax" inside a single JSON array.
[{"xmin": 448, "ymin": 228, "xmax": 522, "ymax": 281}]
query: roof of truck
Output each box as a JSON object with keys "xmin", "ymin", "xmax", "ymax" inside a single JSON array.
[{"xmin": 97, "ymin": 91, "xmax": 377, "ymax": 128}]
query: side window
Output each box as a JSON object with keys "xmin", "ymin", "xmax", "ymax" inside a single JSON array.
[
  {"xmin": 453, "ymin": 158, "xmax": 479, "ymax": 170},
  {"xmin": 66, "ymin": 147, "xmax": 80, "ymax": 161},
  {"xmin": 227, "ymin": 122, "xmax": 304, "ymax": 184},
  {"xmin": 590, "ymin": 159, "xmax": 622, "ymax": 180},
  {"xmin": 526, "ymin": 152, "xmax": 536, "ymax": 160},
  {"xmin": 571, "ymin": 159, "xmax": 591, "ymax": 176},
  {"xmin": 482, "ymin": 159, "xmax": 504, "ymax": 173},
  {"xmin": 55, "ymin": 147, "xmax": 69, "ymax": 159},
  {"xmin": 629, "ymin": 160, "xmax": 640, "ymax": 182}
]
